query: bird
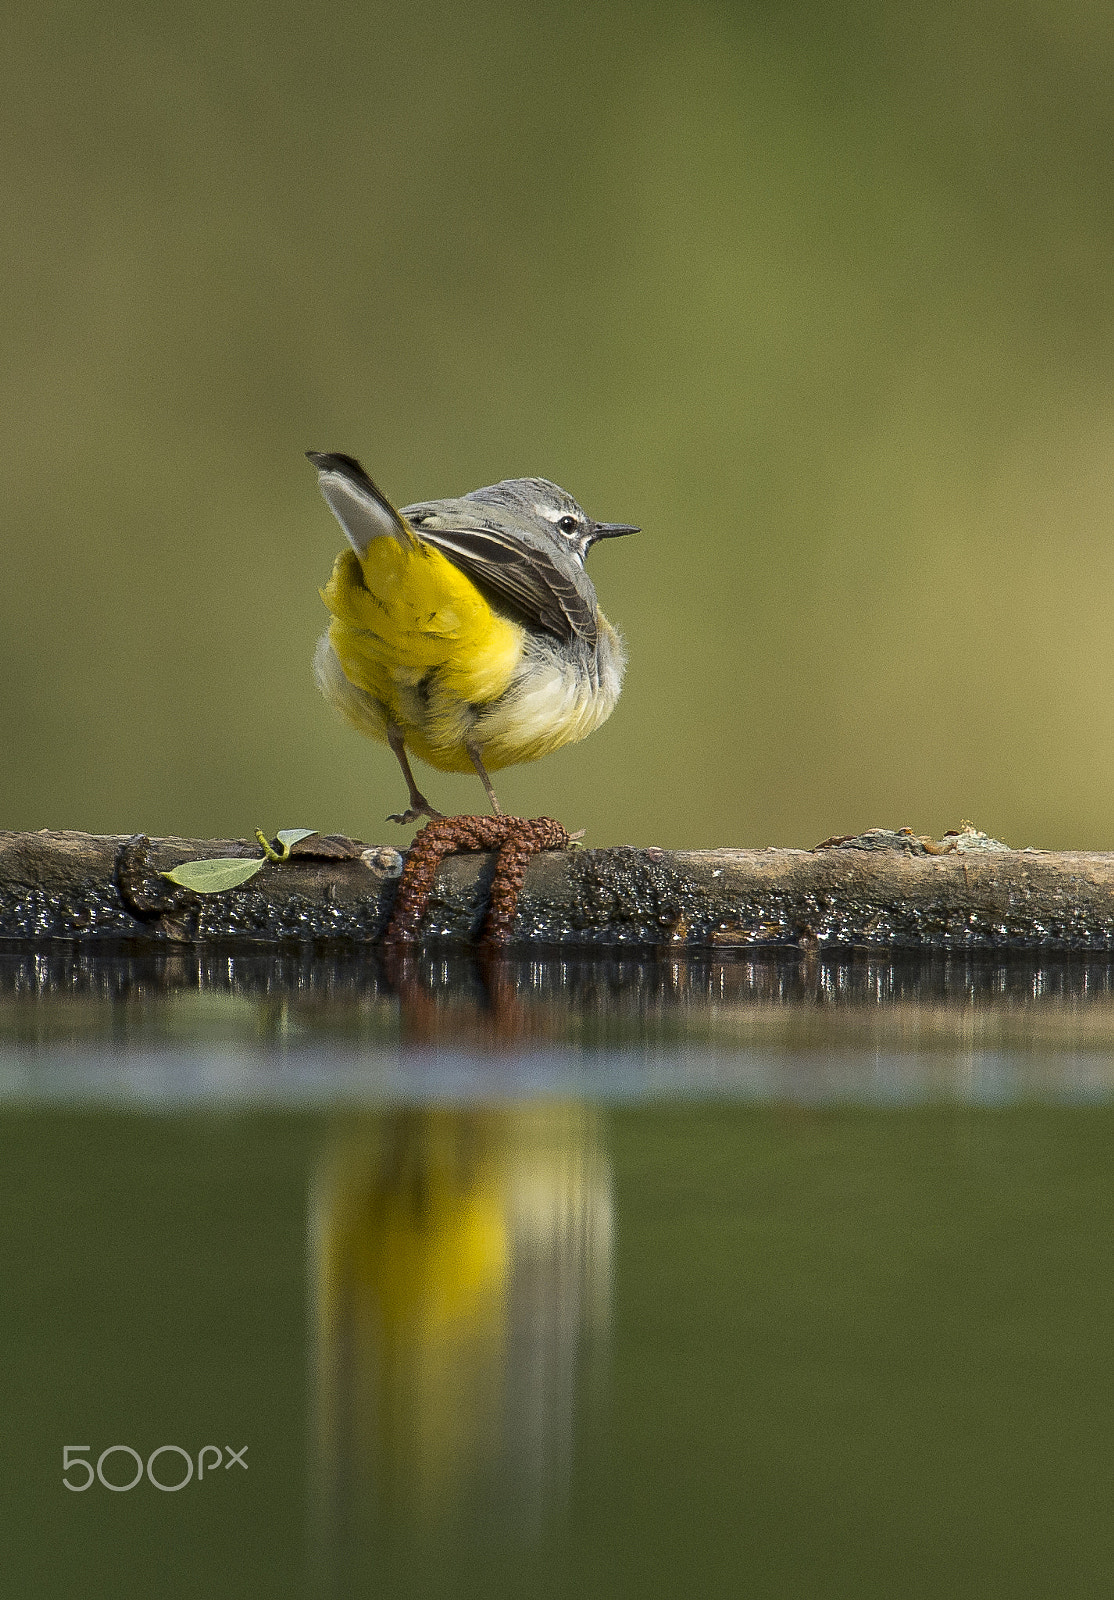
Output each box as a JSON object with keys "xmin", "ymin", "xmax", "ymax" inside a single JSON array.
[{"xmin": 308, "ymin": 453, "xmax": 638, "ymax": 824}]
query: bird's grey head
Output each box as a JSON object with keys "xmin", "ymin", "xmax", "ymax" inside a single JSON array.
[{"xmin": 465, "ymin": 477, "xmax": 639, "ymax": 566}]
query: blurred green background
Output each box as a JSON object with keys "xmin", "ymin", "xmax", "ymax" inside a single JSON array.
[{"xmin": 4, "ymin": 0, "xmax": 1114, "ymax": 849}]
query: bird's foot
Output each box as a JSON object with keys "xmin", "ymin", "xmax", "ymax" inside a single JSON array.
[
  {"xmin": 384, "ymin": 814, "xmax": 572, "ymax": 948},
  {"xmin": 386, "ymin": 801, "xmax": 446, "ymax": 826}
]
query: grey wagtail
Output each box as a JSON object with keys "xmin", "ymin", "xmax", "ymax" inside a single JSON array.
[{"xmin": 308, "ymin": 453, "xmax": 638, "ymax": 823}]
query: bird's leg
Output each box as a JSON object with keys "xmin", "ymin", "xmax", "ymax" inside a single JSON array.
[
  {"xmin": 386, "ymin": 725, "xmax": 445, "ymax": 825},
  {"xmin": 466, "ymin": 741, "xmax": 503, "ymax": 816}
]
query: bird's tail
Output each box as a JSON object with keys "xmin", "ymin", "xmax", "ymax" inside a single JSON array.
[{"xmin": 306, "ymin": 452, "xmax": 416, "ymax": 555}]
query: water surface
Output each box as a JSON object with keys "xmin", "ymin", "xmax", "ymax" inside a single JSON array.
[{"xmin": 3, "ymin": 948, "xmax": 1112, "ymax": 1597}]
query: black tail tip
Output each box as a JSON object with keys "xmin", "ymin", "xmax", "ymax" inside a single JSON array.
[{"xmin": 306, "ymin": 450, "xmax": 371, "ymax": 481}]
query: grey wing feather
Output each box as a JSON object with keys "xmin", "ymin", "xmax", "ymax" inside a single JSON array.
[{"xmin": 409, "ymin": 517, "xmax": 597, "ymax": 645}]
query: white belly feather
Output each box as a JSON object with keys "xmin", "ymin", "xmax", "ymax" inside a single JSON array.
[{"xmin": 474, "ymin": 615, "xmax": 626, "ymax": 769}]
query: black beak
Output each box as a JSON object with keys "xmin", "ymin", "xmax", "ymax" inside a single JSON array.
[{"xmin": 589, "ymin": 521, "xmax": 640, "ymax": 542}]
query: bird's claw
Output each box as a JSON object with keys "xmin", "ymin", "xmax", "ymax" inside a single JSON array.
[{"xmin": 387, "ymin": 804, "xmax": 445, "ymax": 826}]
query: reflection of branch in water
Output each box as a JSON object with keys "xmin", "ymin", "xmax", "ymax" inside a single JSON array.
[
  {"xmin": 309, "ymin": 1105, "xmax": 612, "ymax": 1551},
  {"xmin": 11, "ymin": 948, "xmax": 1114, "ymax": 1070},
  {"xmin": 381, "ymin": 948, "xmax": 557, "ymax": 1050}
]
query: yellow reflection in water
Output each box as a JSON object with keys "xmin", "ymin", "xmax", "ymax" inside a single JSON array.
[{"xmin": 311, "ymin": 1104, "xmax": 611, "ymax": 1538}]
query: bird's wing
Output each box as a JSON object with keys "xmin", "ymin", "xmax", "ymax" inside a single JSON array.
[{"xmin": 407, "ymin": 512, "xmax": 597, "ymax": 645}]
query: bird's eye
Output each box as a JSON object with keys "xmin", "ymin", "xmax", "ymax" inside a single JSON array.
[{"xmin": 557, "ymin": 515, "xmax": 578, "ymax": 535}]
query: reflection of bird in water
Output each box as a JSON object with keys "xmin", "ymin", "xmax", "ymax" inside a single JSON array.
[{"xmin": 311, "ymin": 1106, "xmax": 612, "ymax": 1543}]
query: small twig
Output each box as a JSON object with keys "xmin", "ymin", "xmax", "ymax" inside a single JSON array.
[{"xmin": 384, "ymin": 815, "xmax": 572, "ymax": 948}]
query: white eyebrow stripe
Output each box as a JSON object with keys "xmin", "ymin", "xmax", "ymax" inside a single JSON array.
[{"xmin": 534, "ymin": 504, "xmax": 563, "ymax": 522}]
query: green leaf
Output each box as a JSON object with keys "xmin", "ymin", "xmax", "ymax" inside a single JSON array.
[
  {"xmin": 162, "ymin": 857, "xmax": 266, "ymax": 893},
  {"xmin": 275, "ymin": 828, "xmax": 318, "ymax": 853}
]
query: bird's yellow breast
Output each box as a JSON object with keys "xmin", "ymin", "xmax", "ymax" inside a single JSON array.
[{"xmin": 319, "ymin": 542, "xmax": 525, "ymax": 772}]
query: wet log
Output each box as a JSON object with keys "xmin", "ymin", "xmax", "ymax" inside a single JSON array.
[{"xmin": 2, "ymin": 825, "xmax": 1114, "ymax": 951}]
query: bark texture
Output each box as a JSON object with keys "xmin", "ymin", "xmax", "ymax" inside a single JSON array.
[{"xmin": 2, "ymin": 826, "xmax": 1114, "ymax": 950}]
